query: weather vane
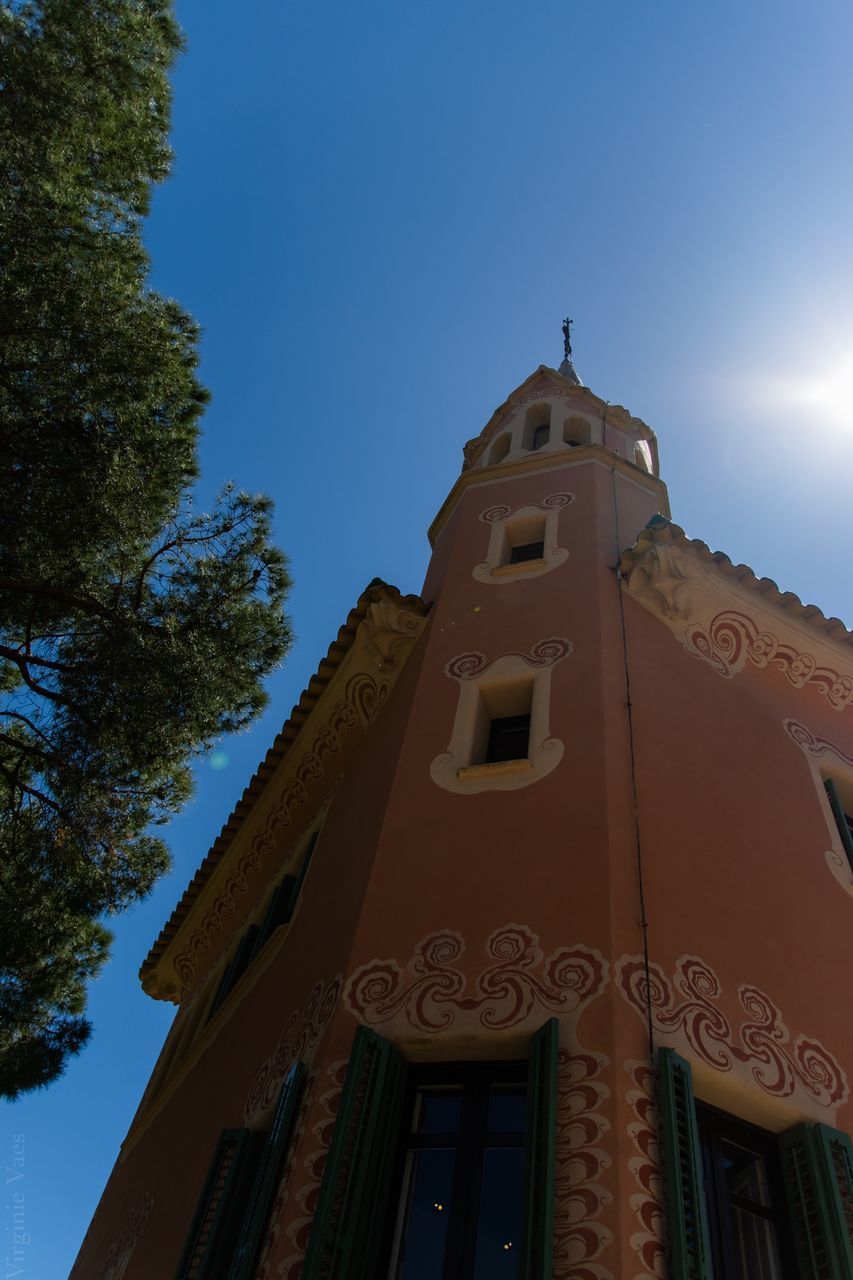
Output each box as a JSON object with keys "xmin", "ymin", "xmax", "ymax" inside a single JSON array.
[{"xmin": 562, "ymin": 316, "xmax": 573, "ymax": 360}]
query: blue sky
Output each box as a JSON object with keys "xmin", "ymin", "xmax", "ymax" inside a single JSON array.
[{"xmin": 5, "ymin": 1, "xmax": 853, "ymax": 1275}]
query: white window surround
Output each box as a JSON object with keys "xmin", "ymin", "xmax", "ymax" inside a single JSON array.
[
  {"xmin": 473, "ymin": 492, "xmax": 573, "ymax": 584},
  {"xmin": 783, "ymin": 718, "xmax": 853, "ymax": 895},
  {"xmin": 430, "ymin": 640, "xmax": 572, "ymax": 794}
]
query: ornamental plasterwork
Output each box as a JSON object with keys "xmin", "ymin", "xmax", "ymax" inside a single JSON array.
[
  {"xmin": 431, "ymin": 638, "xmax": 572, "ymax": 794},
  {"xmin": 363, "ymin": 600, "xmax": 424, "ymax": 671},
  {"xmin": 618, "ymin": 952, "xmax": 849, "ymax": 1125},
  {"xmin": 145, "ymin": 604, "xmax": 428, "ymax": 1002},
  {"xmin": 784, "ymin": 718, "xmax": 853, "ymax": 894},
  {"xmin": 472, "ymin": 492, "xmax": 574, "ymax": 585},
  {"xmin": 344, "ymin": 923, "xmax": 608, "ymax": 1035},
  {"xmin": 622, "ymin": 539, "xmax": 853, "ymax": 711}
]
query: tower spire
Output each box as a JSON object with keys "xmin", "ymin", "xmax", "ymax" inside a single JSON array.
[{"xmin": 559, "ymin": 315, "xmax": 581, "ymax": 385}]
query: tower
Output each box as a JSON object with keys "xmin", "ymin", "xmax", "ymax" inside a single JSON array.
[{"xmin": 74, "ymin": 346, "xmax": 853, "ymax": 1279}]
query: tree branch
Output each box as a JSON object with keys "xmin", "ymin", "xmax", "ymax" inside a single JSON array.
[{"xmin": 0, "ymin": 642, "xmax": 70, "ymax": 674}]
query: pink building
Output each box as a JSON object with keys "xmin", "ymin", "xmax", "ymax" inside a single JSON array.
[{"xmin": 75, "ymin": 351, "xmax": 853, "ymax": 1279}]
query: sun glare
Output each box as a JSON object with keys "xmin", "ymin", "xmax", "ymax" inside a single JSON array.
[{"xmin": 731, "ymin": 344, "xmax": 853, "ymax": 441}]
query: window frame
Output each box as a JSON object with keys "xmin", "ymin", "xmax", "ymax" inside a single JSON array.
[
  {"xmin": 696, "ymin": 1101, "xmax": 796, "ymax": 1280},
  {"xmin": 384, "ymin": 1059, "xmax": 528, "ymax": 1280},
  {"xmin": 303, "ymin": 1021, "xmax": 557, "ymax": 1280}
]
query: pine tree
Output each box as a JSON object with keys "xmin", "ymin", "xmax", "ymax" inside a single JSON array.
[{"xmin": 0, "ymin": 0, "xmax": 292, "ymax": 1095}]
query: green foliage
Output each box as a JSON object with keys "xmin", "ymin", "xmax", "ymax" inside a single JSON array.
[{"xmin": 0, "ymin": 1, "xmax": 292, "ymax": 1096}]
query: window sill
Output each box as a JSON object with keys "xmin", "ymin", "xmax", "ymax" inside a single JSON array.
[
  {"xmin": 490, "ymin": 559, "xmax": 546, "ymax": 578},
  {"xmin": 456, "ymin": 759, "xmax": 533, "ymax": 780}
]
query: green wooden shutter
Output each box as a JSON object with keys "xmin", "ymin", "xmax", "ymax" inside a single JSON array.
[
  {"xmin": 657, "ymin": 1048, "xmax": 712, "ymax": 1280},
  {"xmin": 779, "ymin": 1121, "xmax": 853, "ymax": 1278},
  {"xmin": 825, "ymin": 778, "xmax": 853, "ymax": 872},
  {"xmin": 520, "ymin": 1017, "xmax": 558, "ymax": 1280},
  {"xmin": 174, "ymin": 1127, "xmax": 265, "ymax": 1280},
  {"xmin": 207, "ymin": 926, "xmax": 260, "ymax": 1023},
  {"xmin": 252, "ymin": 875, "xmax": 298, "ymax": 957},
  {"xmin": 302, "ymin": 1026, "xmax": 407, "ymax": 1280},
  {"xmin": 283, "ymin": 830, "xmax": 320, "ymax": 923},
  {"xmin": 230, "ymin": 1060, "xmax": 306, "ymax": 1280}
]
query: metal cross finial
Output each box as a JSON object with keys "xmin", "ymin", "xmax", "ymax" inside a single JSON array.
[{"xmin": 562, "ymin": 317, "xmax": 573, "ymax": 360}]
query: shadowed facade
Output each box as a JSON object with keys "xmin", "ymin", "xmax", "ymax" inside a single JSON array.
[{"xmin": 73, "ymin": 357, "xmax": 853, "ymax": 1280}]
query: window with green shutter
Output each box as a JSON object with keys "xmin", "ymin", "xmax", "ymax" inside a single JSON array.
[
  {"xmin": 520, "ymin": 1017, "xmax": 558, "ymax": 1280},
  {"xmin": 175, "ymin": 1061, "xmax": 306, "ymax": 1280},
  {"xmin": 230, "ymin": 1060, "xmax": 306, "ymax": 1279},
  {"xmin": 657, "ymin": 1047, "xmax": 713, "ymax": 1280},
  {"xmin": 302, "ymin": 1026, "xmax": 408, "ymax": 1280},
  {"xmin": 303, "ymin": 1020, "xmax": 558, "ymax": 1280},
  {"xmin": 205, "ymin": 826, "xmax": 324, "ymax": 1027},
  {"xmin": 659, "ymin": 1047, "xmax": 853, "ymax": 1280},
  {"xmin": 175, "ymin": 1127, "xmax": 265, "ymax": 1280},
  {"xmin": 779, "ymin": 1122, "xmax": 853, "ymax": 1278},
  {"xmin": 697, "ymin": 1103, "xmax": 793, "ymax": 1279},
  {"xmin": 251, "ymin": 874, "xmax": 298, "ymax": 958}
]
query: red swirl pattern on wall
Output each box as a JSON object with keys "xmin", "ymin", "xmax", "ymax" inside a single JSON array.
[
  {"xmin": 345, "ymin": 926, "xmax": 608, "ymax": 1033},
  {"xmin": 277, "ymin": 1059, "xmax": 348, "ymax": 1280},
  {"xmin": 554, "ymin": 1047, "xmax": 615, "ymax": 1280},
  {"xmin": 480, "ymin": 503, "xmax": 512, "ymax": 523},
  {"xmin": 97, "ymin": 1191, "xmax": 153, "ymax": 1280},
  {"xmin": 479, "ymin": 491, "xmax": 575, "ymax": 523},
  {"xmin": 173, "ymin": 673, "xmax": 385, "ymax": 994},
  {"xmin": 685, "ymin": 611, "xmax": 853, "ymax": 710},
  {"xmin": 444, "ymin": 637, "xmax": 573, "ymax": 682},
  {"xmin": 624, "ymin": 1060, "xmax": 664, "ymax": 1280},
  {"xmin": 244, "ymin": 975, "xmax": 342, "ymax": 1120},
  {"xmin": 618, "ymin": 955, "xmax": 847, "ymax": 1110},
  {"xmin": 784, "ymin": 718, "xmax": 853, "ymax": 767},
  {"xmin": 253, "ymin": 1073, "xmax": 316, "ymax": 1280}
]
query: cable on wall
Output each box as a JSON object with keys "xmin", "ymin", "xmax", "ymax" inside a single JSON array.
[{"xmin": 610, "ymin": 462, "xmax": 656, "ymax": 1067}]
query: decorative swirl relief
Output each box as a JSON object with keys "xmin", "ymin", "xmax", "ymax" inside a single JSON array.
[
  {"xmin": 480, "ymin": 491, "xmax": 575, "ymax": 523},
  {"xmin": 345, "ymin": 926, "xmax": 608, "ymax": 1033},
  {"xmin": 617, "ymin": 954, "xmax": 848, "ymax": 1117},
  {"xmin": 98, "ymin": 1192, "xmax": 153, "ymax": 1280},
  {"xmin": 444, "ymin": 637, "xmax": 573, "ymax": 682},
  {"xmin": 277, "ymin": 1059, "xmax": 348, "ymax": 1280},
  {"xmin": 624, "ymin": 1060, "xmax": 664, "ymax": 1280},
  {"xmin": 685, "ymin": 611, "xmax": 853, "ymax": 710},
  {"xmin": 784, "ymin": 718, "xmax": 853, "ymax": 767},
  {"xmin": 554, "ymin": 1048, "xmax": 615, "ymax": 1280},
  {"xmin": 784, "ymin": 717, "xmax": 853, "ymax": 890},
  {"xmin": 173, "ymin": 673, "xmax": 386, "ymax": 995},
  {"xmin": 254, "ymin": 1073, "xmax": 316, "ymax": 1280},
  {"xmin": 244, "ymin": 974, "xmax": 341, "ymax": 1120}
]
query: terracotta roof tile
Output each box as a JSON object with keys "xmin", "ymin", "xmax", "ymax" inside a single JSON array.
[
  {"xmin": 140, "ymin": 580, "xmax": 428, "ymax": 982},
  {"xmin": 623, "ymin": 516, "xmax": 853, "ymax": 647}
]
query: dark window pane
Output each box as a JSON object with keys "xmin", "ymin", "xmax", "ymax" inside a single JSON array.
[
  {"xmin": 472, "ymin": 1146, "xmax": 525, "ymax": 1279},
  {"xmin": 486, "ymin": 1087, "xmax": 527, "ymax": 1135},
  {"xmin": 722, "ymin": 1140, "xmax": 773, "ymax": 1209},
  {"xmin": 395, "ymin": 1148, "xmax": 456, "ymax": 1280},
  {"xmin": 531, "ymin": 424, "xmax": 548, "ymax": 450},
  {"xmin": 509, "ymin": 541, "xmax": 544, "ymax": 565},
  {"xmin": 485, "ymin": 715, "xmax": 530, "ymax": 764},
  {"xmin": 729, "ymin": 1206, "xmax": 783, "ymax": 1280},
  {"xmin": 413, "ymin": 1090, "xmax": 463, "ymax": 1136}
]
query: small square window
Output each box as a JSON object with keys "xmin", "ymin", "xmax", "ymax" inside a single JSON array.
[
  {"xmin": 485, "ymin": 714, "xmax": 530, "ymax": 764},
  {"xmin": 502, "ymin": 514, "xmax": 546, "ymax": 569},
  {"xmin": 509, "ymin": 541, "xmax": 544, "ymax": 565}
]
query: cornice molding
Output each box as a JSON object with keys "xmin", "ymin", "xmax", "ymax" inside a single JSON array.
[
  {"xmin": 622, "ymin": 527, "xmax": 853, "ymax": 708},
  {"xmin": 429, "ymin": 449, "xmax": 670, "ymax": 547},
  {"xmin": 141, "ymin": 591, "xmax": 428, "ymax": 1002}
]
